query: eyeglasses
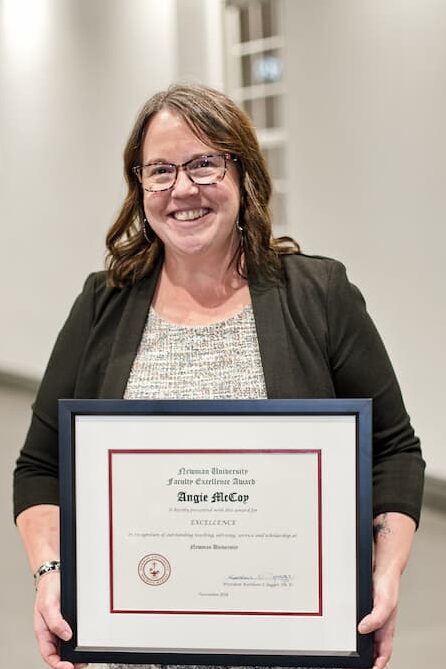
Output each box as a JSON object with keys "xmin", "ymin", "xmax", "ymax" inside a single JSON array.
[{"xmin": 132, "ymin": 153, "xmax": 237, "ymax": 192}]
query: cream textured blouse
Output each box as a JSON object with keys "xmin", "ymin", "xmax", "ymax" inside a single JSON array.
[{"xmin": 124, "ymin": 305, "xmax": 267, "ymax": 401}]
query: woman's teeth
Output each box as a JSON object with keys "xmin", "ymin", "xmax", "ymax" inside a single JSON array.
[{"xmin": 172, "ymin": 208, "xmax": 210, "ymax": 221}]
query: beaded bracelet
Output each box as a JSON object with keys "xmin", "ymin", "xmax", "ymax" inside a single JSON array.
[{"xmin": 33, "ymin": 560, "xmax": 61, "ymax": 591}]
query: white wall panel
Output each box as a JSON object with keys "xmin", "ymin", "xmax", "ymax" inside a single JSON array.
[
  {"xmin": 0, "ymin": 0, "xmax": 177, "ymax": 377},
  {"xmin": 284, "ymin": 0, "xmax": 446, "ymax": 478}
]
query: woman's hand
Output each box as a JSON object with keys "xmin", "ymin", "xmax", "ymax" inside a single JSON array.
[
  {"xmin": 358, "ymin": 566, "xmax": 400, "ymax": 668},
  {"xmin": 16, "ymin": 505, "xmax": 87, "ymax": 668},
  {"xmin": 34, "ymin": 571, "xmax": 87, "ymax": 669},
  {"xmin": 358, "ymin": 511, "xmax": 416, "ymax": 669}
]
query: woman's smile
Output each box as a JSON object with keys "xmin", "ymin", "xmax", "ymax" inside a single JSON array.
[{"xmin": 169, "ymin": 207, "xmax": 212, "ymax": 223}]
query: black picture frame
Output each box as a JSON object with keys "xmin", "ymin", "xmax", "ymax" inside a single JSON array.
[{"xmin": 59, "ymin": 398, "xmax": 373, "ymax": 667}]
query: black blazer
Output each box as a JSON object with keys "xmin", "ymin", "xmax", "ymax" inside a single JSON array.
[{"xmin": 13, "ymin": 254, "xmax": 424, "ymax": 523}]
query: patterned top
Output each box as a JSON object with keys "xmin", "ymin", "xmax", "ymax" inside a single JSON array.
[{"xmin": 124, "ymin": 305, "xmax": 267, "ymax": 400}]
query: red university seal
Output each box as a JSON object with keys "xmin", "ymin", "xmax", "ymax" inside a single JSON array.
[{"xmin": 138, "ymin": 554, "xmax": 171, "ymax": 586}]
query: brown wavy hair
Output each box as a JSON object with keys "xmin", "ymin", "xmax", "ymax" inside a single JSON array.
[{"xmin": 106, "ymin": 83, "xmax": 299, "ymax": 287}]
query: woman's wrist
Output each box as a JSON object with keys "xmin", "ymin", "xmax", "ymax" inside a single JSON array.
[
  {"xmin": 33, "ymin": 560, "xmax": 61, "ymax": 590},
  {"xmin": 372, "ymin": 511, "xmax": 416, "ymax": 576},
  {"xmin": 16, "ymin": 504, "xmax": 61, "ymax": 574}
]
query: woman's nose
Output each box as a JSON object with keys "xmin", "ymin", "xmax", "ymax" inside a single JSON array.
[{"xmin": 171, "ymin": 168, "xmax": 199, "ymax": 197}]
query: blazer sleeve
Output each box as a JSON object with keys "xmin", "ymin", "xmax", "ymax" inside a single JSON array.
[
  {"xmin": 326, "ymin": 260, "xmax": 425, "ymax": 525},
  {"xmin": 13, "ymin": 273, "xmax": 98, "ymax": 521}
]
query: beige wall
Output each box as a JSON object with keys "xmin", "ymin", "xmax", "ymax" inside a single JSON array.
[
  {"xmin": 284, "ymin": 0, "xmax": 446, "ymax": 478},
  {"xmin": 0, "ymin": 0, "xmax": 178, "ymax": 376}
]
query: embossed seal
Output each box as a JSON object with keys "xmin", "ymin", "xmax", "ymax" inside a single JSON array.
[{"xmin": 138, "ymin": 554, "xmax": 171, "ymax": 586}]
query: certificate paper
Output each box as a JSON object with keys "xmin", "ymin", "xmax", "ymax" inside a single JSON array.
[
  {"xmin": 110, "ymin": 449, "xmax": 321, "ymax": 615},
  {"xmin": 59, "ymin": 399, "xmax": 373, "ymax": 667}
]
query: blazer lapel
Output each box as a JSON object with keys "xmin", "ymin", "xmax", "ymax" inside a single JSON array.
[
  {"xmin": 249, "ymin": 280, "xmax": 297, "ymax": 399},
  {"xmin": 99, "ymin": 260, "xmax": 162, "ymax": 398}
]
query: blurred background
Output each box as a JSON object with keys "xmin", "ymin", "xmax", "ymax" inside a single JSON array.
[{"xmin": 0, "ymin": 1, "xmax": 444, "ymax": 667}]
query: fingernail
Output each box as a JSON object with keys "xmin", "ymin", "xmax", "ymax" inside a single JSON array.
[{"xmin": 62, "ymin": 628, "xmax": 71, "ymax": 640}]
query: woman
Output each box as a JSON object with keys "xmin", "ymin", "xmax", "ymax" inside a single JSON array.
[{"xmin": 14, "ymin": 84, "xmax": 424, "ymax": 669}]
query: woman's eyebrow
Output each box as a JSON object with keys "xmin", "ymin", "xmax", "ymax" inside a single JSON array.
[
  {"xmin": 142, "ymin": 158, "xmax": 174, "ymax": 165},
  {"xmin": 143, "ymin": 152, "xmax": 213, "ymax": 165}
]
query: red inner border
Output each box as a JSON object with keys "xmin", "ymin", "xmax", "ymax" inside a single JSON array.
[{"xmin": 108, "ymin": 449, "xmax": 322, "ymax": 617}]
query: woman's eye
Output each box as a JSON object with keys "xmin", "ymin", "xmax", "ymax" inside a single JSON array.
[
  {"xmin": 153, "ymin": 165, "xmax": 173, "ymax": 175},
  {"xmin": 190, "ymin": 157, "xmax": 218, "ymax": 170},
  {"xmin": 145, "ymin": 164, "xmax": 175, "ymax": 178}
]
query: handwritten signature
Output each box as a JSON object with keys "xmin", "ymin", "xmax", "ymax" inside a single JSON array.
[{"xmin": 226, "ymin": 573, "xmax": 293, "ymax": 583}]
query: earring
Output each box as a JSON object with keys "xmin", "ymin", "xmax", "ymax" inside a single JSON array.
[
  {"xmin": 236, "ymin": 218, "xmax": 245, "ymax": 252},
  {"xmin": 143, "ymin": 217, "xmax": 154, "ymax": 244}
]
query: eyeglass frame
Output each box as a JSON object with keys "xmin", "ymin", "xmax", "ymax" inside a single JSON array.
[{"xmin": 132, "ymin": 153, "xmax": 238, "ymax": 192}]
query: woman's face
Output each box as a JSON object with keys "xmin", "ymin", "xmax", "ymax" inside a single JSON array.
[{"xmin": 141, "ymin": 109, "xmax": 240, "ymax": 263}]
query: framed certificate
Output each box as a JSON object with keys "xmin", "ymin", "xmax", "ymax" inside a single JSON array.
[{"xmin": 59, "ymin": 399, "xmax": 373, "ymax": 667}]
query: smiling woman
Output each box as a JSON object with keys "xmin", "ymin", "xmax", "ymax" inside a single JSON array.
[
  {"xmin": 105, "ymin": 84, "xmax": 297, "ymax": 292},
  {"xmin": 13, "ymin": 84, "xmax": 424, "ymax": 669}
]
